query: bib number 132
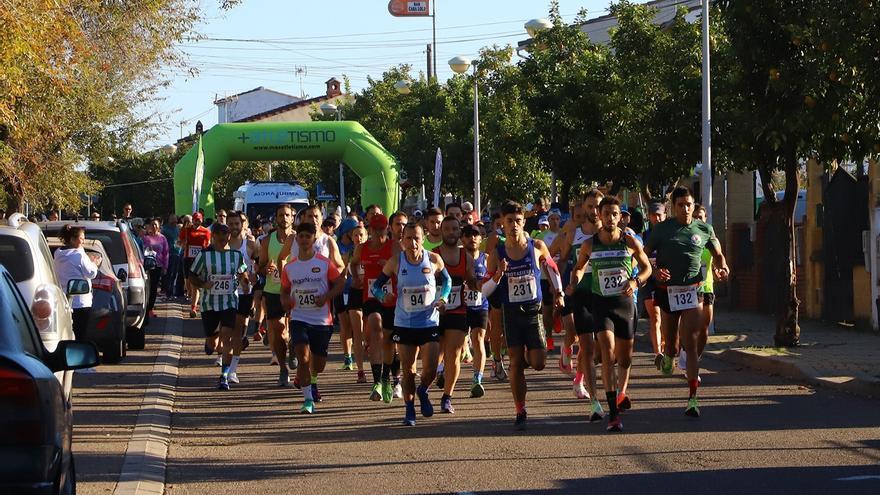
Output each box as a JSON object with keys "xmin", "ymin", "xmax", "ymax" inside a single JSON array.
[{"xmin": 668, "ymin": 285, "xmax": 698, "ymax": 311}]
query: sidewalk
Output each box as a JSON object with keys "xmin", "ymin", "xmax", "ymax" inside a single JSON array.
[{"xmin": 667, "ymin": 309, "xmax": 880, "ymax": 398}]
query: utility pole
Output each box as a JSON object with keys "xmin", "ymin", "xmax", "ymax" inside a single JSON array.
[{"xmin": 426, "ymin": 43, "xmax": 433, "ymax": 80}]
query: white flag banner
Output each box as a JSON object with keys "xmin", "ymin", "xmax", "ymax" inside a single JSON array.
[
  {"xmin": 192, "ymin": 136, "xmax": 205, "ymax": 214},
  {"xmin": 433, "ymin": 147, "xmax": 442, "ymax": 207}
]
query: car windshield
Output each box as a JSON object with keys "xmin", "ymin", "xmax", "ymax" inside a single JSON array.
[
  {"xmin": 0, "ymin": 236, "xmax": 36, "ymax": 282},
  {"xmin": 43, "ymin": 229, "xmax": 126, "ymax": 265}
]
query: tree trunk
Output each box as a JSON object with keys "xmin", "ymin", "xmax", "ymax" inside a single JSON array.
[
  {"xmin": 773, "ymin": 156, "xmax": 801, "ymax": 347},
  {"xmin": 3, "ymin": 179, "xmax": 23, "ymax": 213}
]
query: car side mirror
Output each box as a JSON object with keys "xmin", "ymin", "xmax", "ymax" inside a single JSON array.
[
  {"xmin": 66, "ymin": 279, "xmax": 90, "ymax": 296},
  {"xmin": 117, "ymin": 269, "xmax": 128, "ymax": 282},
  {"xmin": 49, "ymin": 340, "xmax": 99, "ymax": 372}
]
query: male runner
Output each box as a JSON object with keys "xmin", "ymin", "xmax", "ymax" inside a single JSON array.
[
  {"xmin": 180, "ymin": 212, "xmax": 211, "ymax": 318},
  {"xmin": 643, "ymin": 202, "xmax": 667, "ymax": 365},
  {"xmin": 483, "ymin": 201, "xmax": 563, "ymax": 430},
  {"xmin": 462, "ymin": 224, "xmax": 489, "ymax": 398},
  {"xmin": 227, "ymin": 211, "xmax": 258, "ymax": 383},
  {"xmin": 551, "ymin": 204, "xmax": 587, "ymax": 376},
  {"xmin": 422, "ymin": 207, "xmax": 444, "ymax": 251},
  {"xmin": 280, "ymin": 222, "xmax": 345, "ymax": 413},
  {"xmin": 685, "ymin": 204, "xmax": 715, "ymax": 374},
  {"xmin": 434, "ymin": 217, "xmax": 476, "ymax": 413},
  {"xmin": 484, "ymin": 211, "xmax": 508, "ymax": 382},
  {"xmin": 335, "ymin": 218, "xmax": 360, "ymax": 373},
  {"xmin": 257, "ymin": 204, "xmax": 296, "ymax": 386},
  {"xmin": 350, "ymin": 214, "xmax": 397, "ymax": 402},
  {"xmin": 645, "ymin": 187, "xmax": 730, "ymax": 417},
  {"xmin": 188, "ymin": 223, "xmax": 249, "ymax": 390},
  {"xmin": 570, "ymin": 196, "xmax": 651, "ymax": 432},
  {"xmin": 372, "ymin": 223, "xmax": 451, "ymax": 426},
  {"xmin": 345, "ymin": 224, "xmax": 369, "ymax": 383}
]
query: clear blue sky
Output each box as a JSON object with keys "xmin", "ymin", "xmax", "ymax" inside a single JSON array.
[{"xmin": 147, "ymin": 0, "xmax": 637, "ymax": 149}]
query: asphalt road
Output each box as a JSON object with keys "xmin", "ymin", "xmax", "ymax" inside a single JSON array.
[{"xmin": 73, "ymin": 303, "xmax": 880, "ymax": 495}]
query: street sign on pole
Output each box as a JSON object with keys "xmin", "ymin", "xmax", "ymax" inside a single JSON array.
[{"xmin": 387, "ymin": 0, "xmax": 429, "ymax": 16}]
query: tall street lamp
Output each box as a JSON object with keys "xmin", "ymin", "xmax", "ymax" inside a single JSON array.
[
  {"xmin": 320, "ymin": 102, "xmax": 345, "ymax": 210},
  {"xmin": 449, "ymin": 55, "xmax": 481, "ymax": 216}
]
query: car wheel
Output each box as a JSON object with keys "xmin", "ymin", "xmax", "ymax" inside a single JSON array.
[
  {"xmin": 126, "ymin": 326, "xmax": 145, "ymax": 350},
  {"xmin": 102, "ymin": 340, "xmax": 124, "ymax": 364}
]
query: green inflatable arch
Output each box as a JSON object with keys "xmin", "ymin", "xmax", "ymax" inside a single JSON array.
[{"xmin": 173, "ymin": 121, "xmax": 399, "ymax": 217}]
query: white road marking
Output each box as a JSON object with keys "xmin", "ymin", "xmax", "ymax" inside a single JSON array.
[{"xmin": 835, "ymin": 475, "xmax": 880, "ymax": 481}]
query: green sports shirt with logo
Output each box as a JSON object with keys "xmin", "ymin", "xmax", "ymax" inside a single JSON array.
[
  {"xmin": 643, "ymin": 218, "xmax": 720, "ymax": 286},
  {"xmin": 589, "ymin": 235, "xmax": 633, "ymax": 297},
  {"xmin": 191, "ymin": 247, "xmax": 247, "ymax": 312}
]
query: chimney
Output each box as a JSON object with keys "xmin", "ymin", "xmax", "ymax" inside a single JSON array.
[{"xmin": 325, "ymin": 78, "xmax": 342, "ymax": 97}]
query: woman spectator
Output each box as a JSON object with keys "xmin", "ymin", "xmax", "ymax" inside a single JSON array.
[
  {"xmin": 53, "ymin": 224, "xmax": 99, "ymax": 341},
  {"xmin": 162, "ymin": 213, "xmax": 182, "ymax": 297},
  {"xmin": 142, "ymin": 218, "xmax": 169, "ymax": 323}
]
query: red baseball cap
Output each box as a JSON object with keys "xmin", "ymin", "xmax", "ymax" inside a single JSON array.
[
  {"xmin": 368, "ymin": 213, "xmax": 388, "ymax": 230},
  {"xmin": 193, "ymin": 212, "xmax": 204, "ymax": 221}
]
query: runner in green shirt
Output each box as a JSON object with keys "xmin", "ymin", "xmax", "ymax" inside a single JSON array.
[
  {"xmin": 643, "ymin": 187, "xmax": 730, "ymax": 418},
  {"xmin": 188, "ymin": 222, "xmax": 249, "ymax": 390}
]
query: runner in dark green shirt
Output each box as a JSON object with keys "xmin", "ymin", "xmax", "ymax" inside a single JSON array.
[{"xmin": 643, "ymin": 186, "xmax": 730, "ymax": 418}]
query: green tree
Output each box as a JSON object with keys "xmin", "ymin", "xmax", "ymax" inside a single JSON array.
[{"xmin": 714, "ymin": 0, "xmax": 880, "ymax": 345}]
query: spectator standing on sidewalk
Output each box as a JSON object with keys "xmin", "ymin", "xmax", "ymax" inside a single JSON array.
[
  {"xmin": 162, "ymin": 214, "xmax": 183, "ymax": 297},
  {"xmin": 142, "ymin": 218, "xmax": 169, "ymax": 325}
]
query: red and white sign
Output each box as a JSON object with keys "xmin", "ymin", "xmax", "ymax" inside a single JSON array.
[{"xmin": 388, "ymin": 0, "xmax": 430, "ymax": 17}]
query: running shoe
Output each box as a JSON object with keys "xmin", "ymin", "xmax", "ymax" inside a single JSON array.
[
  {"xmin": 514, "ymin": 410, "xmax": 527, "ymax": 430},
  {"xmin": 589, "ymin": 399, "xmax": 605, "ymax": 422},
  {"xmin": 440, "ymin": 396, "xmax": 455, "ymax": 414},
  {"xmin": 403, "ymin": 404, "xmax": 417, "ymax": 426},
  {"xmin": 357, "ymin": 370, "xmax": 367, "ymax": 384},
  {"xmin": 547, "ymin": 337, "xmax": 555, "ymax": 352},
  {"xmin": 241, "ymin": 336, "xmax": 249, "ymax": 351},
  {"xmin": 340, "ymin": 356, "xmax": 353, "ymax": 371},
  {"xmin": 149, "ymin": 310, "xmax": 157, "ymax": 319},
  {"xmin": 214, "ymin": 356, "xmax": 222, "ymax": 367},
  {"xmin": 287, "ymin": 352, "xmax": 298, "ymax": 371},
  {"xmin": 490, "ymin": 361, "xmax": 499, "ymax": 380},
  {"xmin": 278, "ymin": 368, "xmax": 290, "ymax": 387},
  {"xmin": 269, "ymin": 353, "xmax": 279, "ymax": 366},
  {"xmin": 381, "ymin": 379, "xmax": 393, "ymax": 404},
  {"xmin": 292, "ymin": 375, "xmax": 301, "ymax": 389},
  {"xmin": 228, "ymin": 372, "xmax": 240, "ymax": 384},
  {"xmin": 203, "ymin": 343, "xmax": 213, "ymax": 355},
  {"xmin": 392, "ymin": 381, "xmax": 403, "ymax": 399},
  {"xmin": 416, "ymin": 386, "xmax": 433, "ymax": 417},
  {"xmin": 558, "ymin": 354, "xmax": 573, "ymax": 376},
  {"xmin": 606, "ymin": 416, "xmax": 623, "ymax": 432},
  {"xmin": 654, "ymin": 353, "xmax": 663, "ymax": 370},
  {"xmin": 685, "ymin": 397, "xmax": 700, "ymax": 417},
  {"xmin": 617, "ymin": 393, "xmax": 632, "ymax": 411},
  {"xmin": 573, "ymin": 380, "xmax": 589, "ymax": 400},
  {"xmin": 189, "ymin": 307, "xmax": 197, "ymax": 318},
  {"xmin": 661, "ymin": 354, "xmax": 674, "ymax": 376},
  {"xmin": 435, "ymin": 372, "xmax": 445, "ymax": 390},
  {"xmin": 369, "ymin": 383, "xmax": 382, "ymax": 402},
  {"xmin": 260, "ymin": 329, "xmax": 269, "ymax": 347},
  {"xmin": 300, "ymin": 399, "xmax": 314, "ymax": 414},
  {"xmin": 494, "ymin": 360, "xmax": 508, "ymax": 382},
  {"xmin": 253, "ymin": 330, "xmax": 262, "ymax": 343},
  {"xmin": 470, "ymin": 381, "xmax": 485, "ymax": 398},
  {"xmin": 218, "ymin": 376, "xmax": 230, "ymax": 391},
  {"xmin": 312, "ymin": 383, "xmax": 322, "ymax": 403},
  {"xmin": 678, "ymin": 349, "xmax": 687, "ymax": 372},
  {"xmin": 462, "ymin": 349, "xmax": 473, "ymax": 364}
]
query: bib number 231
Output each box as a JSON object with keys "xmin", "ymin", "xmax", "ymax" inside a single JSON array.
[
  {"xmin": 668, "ymin": 285, "xmax": 698, "ymax": 311},
  {"xmin": 508, "ymin": 275, "xmax": 536, "ymax": 303}
]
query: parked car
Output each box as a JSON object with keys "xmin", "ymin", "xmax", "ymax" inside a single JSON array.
[
  {"xmin": 41, "ymin": 220, "xmax": 150, "ymax": 349},
  {"xmin": 0, "ymin": 214, "xmax": 77, "ymax": 400},
  {"xmin": 47, "ymin": 239, "xmax": 126, "ymax": 363},
  {"xmin": 0, "ymin": 264, "xmax": 99, "ymax": 494}
]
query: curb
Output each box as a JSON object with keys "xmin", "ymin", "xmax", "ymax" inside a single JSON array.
[
  {"xmin": 705, "ymin": 348, "xmax": 880, "ymax": 399},
  {"xmin": 114, "ymin": 304, "xmax": 183, "ymax": 495}
]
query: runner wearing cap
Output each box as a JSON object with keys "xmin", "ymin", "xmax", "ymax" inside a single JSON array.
[
  {"xmin": 349, "ymin": 213, "xmax": 397, "ymax": 402},
  {"xmin": 335, "ymin": 217, "xmax": 362, "ymax": 375},
  {"xmin": 462, "ymin": 224, "xmax": 489, "ymax": 397},
  {"xmin": 645, "ymin": 186, "xmax": 730, "ymax": 417},
  {"xmin": 280, "ymin": 222, "xmax": 345, "ymax": 413},
  {"xmin": 180, "ymin": 212, "xmax": 211, "ymax": 318},
  {"xmin": 187, "ymin": 222, "xmax": 249, "ymax": 390},
  {"xmin": 461, "ymin": 201, "xmax": 476, "ymax": 225}
]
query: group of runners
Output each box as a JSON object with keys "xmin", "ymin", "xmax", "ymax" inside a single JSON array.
[{"xmin": 180, "ymin": 185, "xmax": 729, "ymax": 432}]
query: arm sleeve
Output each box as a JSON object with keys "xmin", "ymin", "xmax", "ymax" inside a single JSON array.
[
  {"xmin": 280, "ymin": 264, "xmax": 291, "ymax": 292},
  {"xmin": 327, "ymin": 260, "xmax": 341, "ymax": 282},
  {"xmin": 437, "ymin": 268, "xmax": 452, "ymax": 301},
  {"xmin": 371, "ymin": 272, "xmax": 391, "ymax": 300}
]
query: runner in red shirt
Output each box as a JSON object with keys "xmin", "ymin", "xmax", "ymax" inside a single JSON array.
[{"xmin": 180, "ymin": 212, "xmax": 211, "ymax": 317}]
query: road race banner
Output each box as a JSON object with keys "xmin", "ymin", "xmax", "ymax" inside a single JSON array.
[
  {"xmin": 433, "ymin": 147, "xmax": 442, "ymax": 207},
  {"xmin": 388, "ymin": 0, "xmax": 430, "ymax": 17},
  {"xmin": 192, "ymin": 135, "xmax": 205, "ymax": 214}
]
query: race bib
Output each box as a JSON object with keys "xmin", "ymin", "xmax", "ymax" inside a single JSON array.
[
  {"xmin": 402, "ymin": 285, "xmax": 434, "ymax": 312},
  {"xmin": 368, "ymin": 278, "xmax": 392, "ymax": 299},
  {"xmin": 508, "ymin": 274, "xmax": 537, "ymax": 303},
  {"xmin": 269, "ymin": 266, "xmax": 280, "ymax": 285},
  {"xmin": 445, "ymin": 286, "xmax": 462, "ymax": 310},
  {"xmin": 598, "ymin": 268, "xmax": 627, "ymax": 296},
  {"xmin": 188, "ymin": 246, "xmax": 202, "ymax": 258},
  {"xmin": 208, "ymin": 274, "xmax": 234, "ymax": 295},
  {"xmin": 464, "ymin": 289, "xmax": 483, "ymax": 308},
  {"xmin": 294, "ymin": 288, "xmax": 320, "ymax": 309},
  {"xmin": 668, "ymin": 285, "xmax": 698, "ymax": 311}
]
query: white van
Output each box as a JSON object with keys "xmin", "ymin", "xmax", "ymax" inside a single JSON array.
[{"xmin": 233, "ymin": 181, "xmax": 310, "ymax": 222}]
